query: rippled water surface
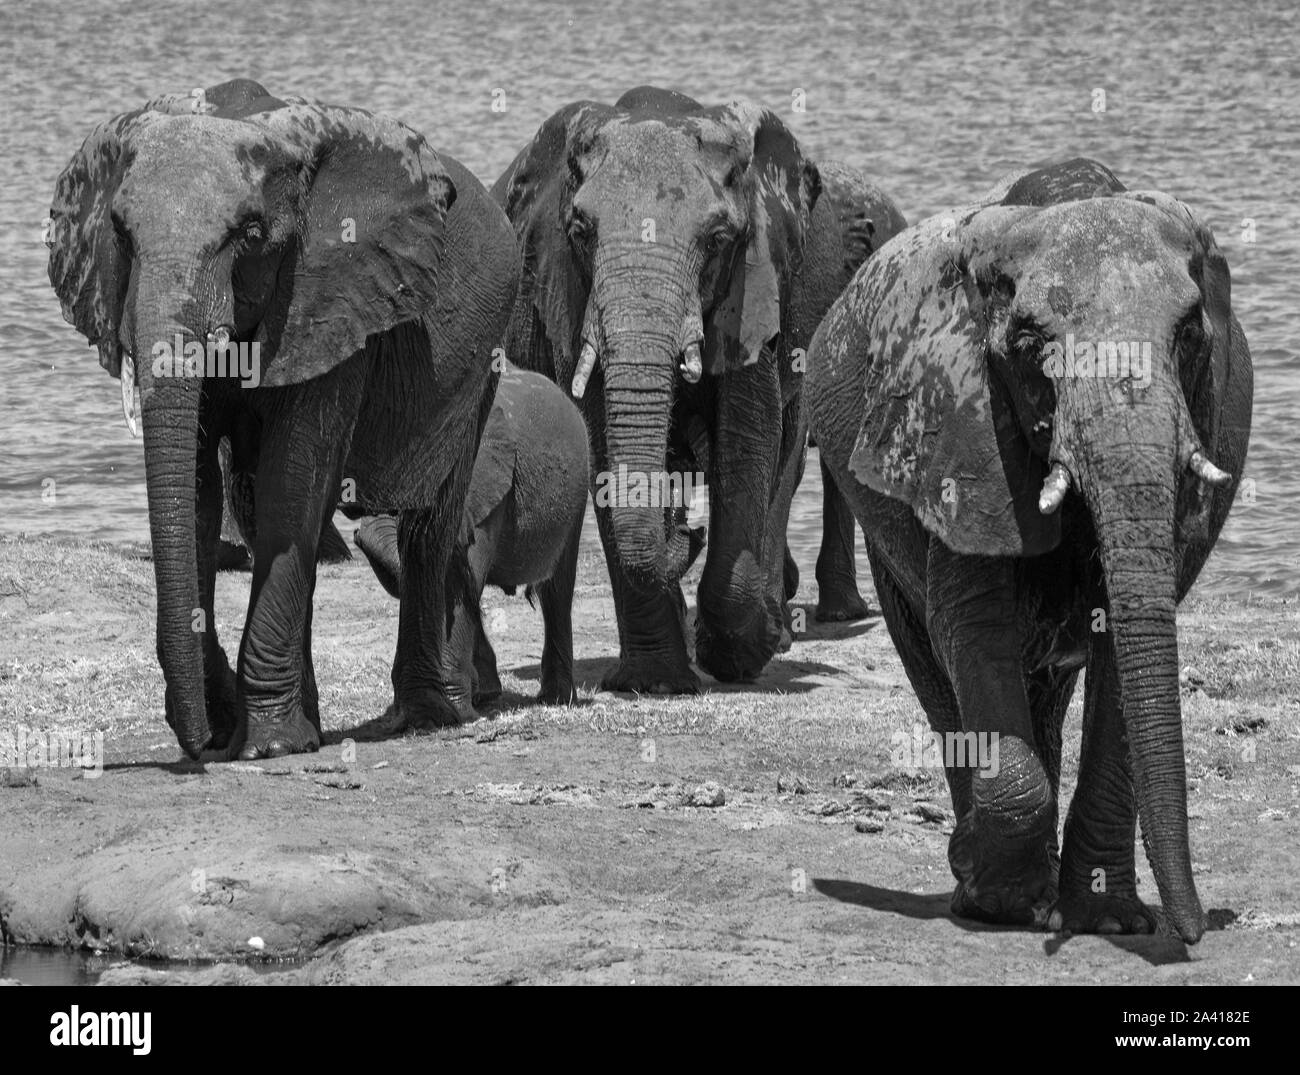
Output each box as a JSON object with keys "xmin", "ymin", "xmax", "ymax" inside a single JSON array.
[{"xmin": 2, "ymin": 0, "xmax": 1296, "ymax": 596}]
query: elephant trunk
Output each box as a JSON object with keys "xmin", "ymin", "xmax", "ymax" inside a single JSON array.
[
  {"xmin": 1074, "ymin": 427, "xmax": 1204, "ymax": 943},
  {"xmin": 135, "ymin": 286, "xmax": 211, "ymax": 759},
  {"xmin": 595, "ymin": 244, "xmax": 696, "ymax": 591}
]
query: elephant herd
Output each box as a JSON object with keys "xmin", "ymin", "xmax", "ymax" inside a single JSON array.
[{"xmin": 47, "ymin": 79, "xmax": 1252, "ymax": 943}]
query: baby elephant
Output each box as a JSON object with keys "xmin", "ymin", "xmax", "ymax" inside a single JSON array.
[{"xmin": 357, "ymin": 366, "xmax": 589, "ymax": 710}]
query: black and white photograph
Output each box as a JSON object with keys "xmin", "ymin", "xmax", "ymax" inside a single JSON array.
[{"xmin": 0, "ymin": 0, "xmax": 1294, "ymax": 1033}]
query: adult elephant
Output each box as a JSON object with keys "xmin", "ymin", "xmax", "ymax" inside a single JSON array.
[
  {"xmin": 807, "ymin": 158, "xmax": 1252, "ymax": 943},
  {"xmin": 47, "ymin": 79, "xmax": 519, "ymax": 759},
  {"xmin": 493, "ymin": 86, "xmax": 904, "ymax": 691},
  {"xmin": 798, "ymin": 164, "xmax": 907, "ymax": 621}
]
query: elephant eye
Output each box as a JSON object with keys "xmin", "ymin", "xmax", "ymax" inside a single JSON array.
[
  {"xmin": 1007, "ymin": 316, "xmax": 1044, "ymax": 356},
  {"xmin": 704, "ymin": 224, "xmax": 735, "ymax": 258},
  {"xmin": 566, "ymin": 210, "xmax": 593, "ymax": 248}
]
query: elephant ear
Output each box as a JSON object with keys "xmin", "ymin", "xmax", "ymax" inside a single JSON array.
[
  {"xmin": 463, "ymin": 388, "xmax": 518, "ymax": 542},
  {"xmin": 496, "ymin": 101, "xmax": 618, "ymax": 377},
  {"xmin": 47, "ymin": 107, "xmax": 173, "ymax": 378},
  {"xmin": 232, "ymin": 103, "xmax": 456, "ymax": 387},
  {"xmin": 143, "ymin": 78, "xmax": 278, "ymax": 117},
  {"xmin": 844, "ymin": 203, "xmax": 1061, "ymax": 557},
  {"xmin": 995, "ymin": 156, "xmax": 1126, "ymax": 206},
  {"xmin": 1116, "ymin": 190, "xmax": 1236, "ymax": 461},
  {"xmin": 703, "ymin": 101, "xmax": 820, "ymax": 375}
]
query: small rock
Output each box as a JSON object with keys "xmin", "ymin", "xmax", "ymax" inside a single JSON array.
[
  {"xmin": 1180, "ymin": 666, "xmax": 1204, "ymax": 690},
  {"xmin": 1257, "ymin": 808, "xmax": 1286, "ymax": 823},
  {"xmin": 686, "ymin": 781, "xmax": 726, "ymax": 808},
  {"xmin": 0, "ymin": 768, "xmax": 37, "ymax": 788},
  {"xmin": 313, "ymin": 776, "xmax": 364, "ymax": 790},
  {"xmin": 247, "ymin": 937, "xmax": 266, "ymax": 951},
  {"xmin": 913, "ymin": 802, "xmax": 950, "ymax": 824},
  {"xmin": 832, "ymin": 772, "xmax": 860, "ymax": 789},
  {"xmin": 854, "ymin": 817, "xmax": 884, "ymax": 834},
  {"xmin": 852, "ymin": 791, "xmax": 893, "ymax": 812},
  {"xmin": 817, "ymin": 799, "xmax": 849, "ymax": 816},
  {"xmin": 777, "ymin": 774, "xmax": 810, "ymax": 794},
  {"xmin": 371, "ymin": 761, "xmax": 390, "ymax": 770},
  {"xmin": 1233, "ymin": 715, "xmax": 1268, "ymax": 734}
]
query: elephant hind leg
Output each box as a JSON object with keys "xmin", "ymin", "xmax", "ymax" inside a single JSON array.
[
  {"xmin": 535, "ymin": 513, "xmax": 583, "ymax": 705},
  {"xmin": 815, "ymin": 457, "xmax": 871, "ymax": 622}
]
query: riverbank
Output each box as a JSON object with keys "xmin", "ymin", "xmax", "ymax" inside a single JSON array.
[{"xmin": 0, "ymin": 533, "xmax": 1296, "ymax": 984}]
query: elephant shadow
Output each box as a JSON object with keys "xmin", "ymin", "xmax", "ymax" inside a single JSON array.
[
  {"xmin": 505, "ymin": 647, "xmax": 869, "ymax": 699},
  {"xmin": 814, "ymin": 878, "xmax": 1228, "ymax": 965}
]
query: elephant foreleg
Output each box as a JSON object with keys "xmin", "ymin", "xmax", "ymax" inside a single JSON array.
[
  {"xmin": 924, "ymin": 541, "xmax": 1056, "ymax": 927},
  {"xmin": 588, "ymin": 418, "xmax": 698, "ymax": 695},
  {"xmin": 596, "ymin": 504, "xmax": 699, "ymax": 694},
  {"xmin": 236, "ymin": 367, "xmax": 362, "ymax": 759}
]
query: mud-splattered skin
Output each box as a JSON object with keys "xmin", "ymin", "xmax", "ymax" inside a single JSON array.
[
  {"xmin": 355, "ymin": 365, "xmax": 590, "ymax": 709},
  {"xmin": 492, "ymin": 85, "xmax": 905, "ymax": 692},
  {"xmin": 47, "ymin": 79, "xmax": 520, "ymax": 760},
  {"xmin": 807, "ymin": 158, "xmax": 1252, "ymax": 943}
]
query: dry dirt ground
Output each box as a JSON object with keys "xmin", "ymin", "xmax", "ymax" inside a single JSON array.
[{"xmin": 1, "ymin": 534, "xmax": 1297, "ymax": 984}]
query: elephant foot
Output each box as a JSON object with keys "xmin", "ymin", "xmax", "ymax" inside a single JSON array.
[
  {"xmin": 948, "ymin": 811, "xmax": 1057, "ymax": 927},
  {"xmin": 947, "ymin": 738, "xmax": 1057, "ymax": 927},
  {"xmin": 694, "ymin": 602, "xmax": 783, "ymax": 683},
  {"xmin": 601, "ymin": 657, "xmax": 699, "ymax": 696},
  {"xmin": 1047, "ymin": 888, "xmax": 1156, "ymax": 936},
  {"xmin": 472, "ymin": 666, "xmax": 503, "ymax": 709},
  {"xmin": 236, "ymin": 710, "xmax": 320, "ymax": 760},
  {"xmin": 538, "ymin": 678, "xmax": 578, "ymax": 705},
  {"xmin": 814, "ymin": 586, "xmax": 871, "ymax": 622},
  {"xmin": 384, "ymin": 688, "xmax": 466, "ymax": 732}
]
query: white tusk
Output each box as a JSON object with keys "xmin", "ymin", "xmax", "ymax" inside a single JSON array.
[
  {"xmin": 680, "ymin": 340, "xmax": 703, "ymax": 383},
  {"xmin": 1038, "ymin": 461, "xmax": 1070, "ymax": 515},
  {"xmin": 572, "ymin": 340, "xmax": 598, "ymax": 399},
  {"xmin": 120, "ymin": 353, "xmax": 141, "ymax": 438},
  {"xmin": 1189, "ymin": 450, "xmax": 1231, "ymax": 487}
]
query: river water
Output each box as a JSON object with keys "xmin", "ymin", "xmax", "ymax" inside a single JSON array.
[{"xmin": 2, "ymin": 0, "xmax": 1296, "ymax": 596}]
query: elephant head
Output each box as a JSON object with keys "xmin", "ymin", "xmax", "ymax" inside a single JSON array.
[
  {"xmin": 843, "ymin": 159, "xmax": 1252, "ymax": 942},
  {"xmin": 47, "ymin": 79, "xmax": 456, "ymax": 757},
  {"xmin": 497, "ymin": 88, "xmax": 819, "ymax": 638}
]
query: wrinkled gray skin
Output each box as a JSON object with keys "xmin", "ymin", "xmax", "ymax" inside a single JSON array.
[
  {"xmin": 807, "ymin": 159, "xmax": 1252, "ymax": 943},
  {"xmin": 493, "ymin": 86, "xmax": 905, "ymax": 692},
  {"xmin": 355, "ymin": 366, "xmax": 589, "ymax": 708},
  {"xmin": 217, "ymin": 436, "xmax": 352, "ymax": 569},
  {"xmin": 47, "ymin": 79, "xmax": 519, "ymax": 759}
]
